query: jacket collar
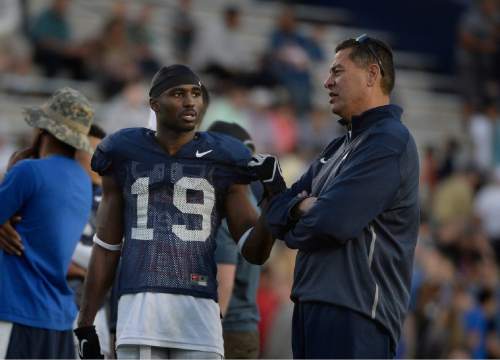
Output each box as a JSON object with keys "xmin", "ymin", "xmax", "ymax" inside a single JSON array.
[{"xmin": 338, "ymin": 104, "xmax": 403, "ymax": 138}]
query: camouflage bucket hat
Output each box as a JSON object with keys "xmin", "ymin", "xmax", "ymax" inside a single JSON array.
[{"xmin": 23, "ymin": 87, "xmax": 94, "ymax": 153}]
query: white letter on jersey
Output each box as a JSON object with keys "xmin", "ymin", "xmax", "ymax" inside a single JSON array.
[
  {"xmin": 131, "ymin": 177, "xmax": 154, "ymax": 240},
  {"xmin": 172, "ymin": 177, "xmax": 215, "ymax": 242}
]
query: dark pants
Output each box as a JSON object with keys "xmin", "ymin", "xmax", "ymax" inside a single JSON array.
[
  {"xmin": 5, "ymin": 322, "xmax": 75, "ymax": 359},
  {"xmin": 292, "ymin": 301, "xmax": 393, "ymax": 359},
  {"xmin": 223, "ymin": 330, "xmax": 259, "ymax": 359}
]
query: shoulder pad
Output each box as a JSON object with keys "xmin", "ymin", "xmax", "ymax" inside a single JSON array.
[
  {"xmin": 202, "ymin": 131, "xmax": 253, "ymax": 167},
  {"xmin": 91, "ymin": 127, "xmax": 149, "ymax": 175},
  {"xmin": 91, "ymin": 135, "xmax": 114, "ymax": 176}
]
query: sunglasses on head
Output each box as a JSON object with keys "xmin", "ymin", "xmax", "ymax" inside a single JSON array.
[{"xmin": 355, "ymin": 34, "xmax": 385, "ymax": 77}]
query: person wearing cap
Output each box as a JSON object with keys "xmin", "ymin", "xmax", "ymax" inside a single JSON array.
[
  {"xmin": 208, "ymin": 121, "xmax": 262, "ymax": 359},
  {"xmin": 0, "ymin": 87, "xmax": 94, "ymax": 358},
  {"xmin": 251, "ymin": 35, "xmax": 420, "ymax": 358},
  {"xmin": 74, "ymin": 65, "xmax": 281, "ymax": 359}
]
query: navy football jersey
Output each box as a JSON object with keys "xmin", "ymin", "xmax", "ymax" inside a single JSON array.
[{"xmin": 91, "ymin": 128, "xmax": 254, "ymax": 301}]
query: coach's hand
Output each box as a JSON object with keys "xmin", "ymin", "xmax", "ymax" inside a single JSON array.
[
  {"xmin": 290, "ymin": 192, "xmax": 317, "ymax": 220},
  {"xmin": 74, "ymin": 326, "xmax": 104, "ymax": 359},
  {"xmin": 248, "ymin": 154, "xmax": 286, "ymax": 198},
  {"xmin": 0, "ymin": 217, "xmax": 23, "ymax": 256}
]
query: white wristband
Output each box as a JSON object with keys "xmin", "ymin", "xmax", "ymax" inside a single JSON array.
[
  {"xmin": 237, "ymin": 227, "xmax": 254, "ymax": 254},
  {"xmin": 93, "ymin": 234, "xmax": 122, "ymax": 251}
]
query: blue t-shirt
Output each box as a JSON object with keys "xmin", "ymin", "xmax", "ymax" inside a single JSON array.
[{"xmin": 0, "ymin": 155, "xmax": 91, "ymax": 330}]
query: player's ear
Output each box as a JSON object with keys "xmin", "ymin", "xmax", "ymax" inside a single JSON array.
[{"xmin": 149, "ymin": 97, "xmax": 159, "ymax": 113}]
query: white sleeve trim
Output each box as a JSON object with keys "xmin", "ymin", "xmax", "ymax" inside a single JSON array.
[
  {"xmin": 237, "ymin": 227, "xmax": 253, "ymax": 254},
  {"xmin": 93, "ymin": 234, "xmax": 122, "ymax": 251}
]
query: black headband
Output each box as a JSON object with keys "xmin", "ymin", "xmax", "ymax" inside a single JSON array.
[{"xmin": 149, "ymin": 64, "xmax": 202, "ymax": 98}]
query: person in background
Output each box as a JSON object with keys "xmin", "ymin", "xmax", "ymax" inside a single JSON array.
[
  {"xmin": 268, "ymin": 6, "xmax": 324, "ymax": 115},
  {"xmin": 208, "ymin": 121, "xmax": 262, "ymax": 359},
  {"xmin": 171, "ymin": 0, "xmax": 196, "ymax": 63},
  {"xmin": 30, "ymin": 0, "xmax": 89, "ymax": 79},
  {"xmin": 68, "ymin": 124, "xmax": 111, "ymax": 356},
  {"xmin": 190, "ymin": 6, "xmax": 250, "ymax": 80},
  {"xmin": 69, "ymin": 124, "xmax": 107, "ymax": 296},
  {"xmin": 0, "ymin": 87, "xmax": 94, "ymax": 358}
]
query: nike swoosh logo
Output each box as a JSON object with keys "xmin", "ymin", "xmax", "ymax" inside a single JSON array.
[
  {"xmin": 320, "ymin": 157, "xmax": 328, "ymax": 164},
  {"xmin": 78, "ymin": 339, "xmax": 88, "ymax": 358},
  {"xmin": 196, "ymin": 150, "xmax": 213, "ymax": 158}
]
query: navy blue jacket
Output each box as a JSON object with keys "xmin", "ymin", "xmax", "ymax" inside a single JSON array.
[{"xmin": 265, "ymin": 105, "xmax": 419, "ymax": 350}]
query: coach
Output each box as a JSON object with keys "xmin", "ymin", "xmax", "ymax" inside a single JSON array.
[{"xmin": 260, "ymin": 35, "xmax": 419, "ymax": 358}]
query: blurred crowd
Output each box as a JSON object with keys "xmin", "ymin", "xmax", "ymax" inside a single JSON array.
[
  {"xmin": 457, "ymin": 0, "xmax": 500, "ymax": 118},
  {"xmin": 2, "ymin": 0, "xmax": 500, "ymax": 358},
  {"xmin": 0, "ymin": 0, "xmax": 335, "ymax": 175}
]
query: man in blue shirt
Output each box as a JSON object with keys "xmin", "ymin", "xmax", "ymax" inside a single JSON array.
[
  {"xmin": 0, "ymin": 87, "xmax": 94, "ymax": 358},
  {"xmin": 247, "ymin": 35, "xmax": 420, "ymax": 358}
]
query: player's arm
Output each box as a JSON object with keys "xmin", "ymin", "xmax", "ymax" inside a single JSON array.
[
  {"xmin": 78, "ymin": 175, "xmax": 123, "ymax": 327},
  {"xmin": 75, "ymin": 175, "xmax": 123, "ymax": 359},
  {"xmin": 248, "ymin": 154, "xmax": 315, "ymax": 240},
  {"xmin": 224, "ymin": 154, "xmax": 316, "ymax": 264},
  {"xmin": 225, "ymin": 184, "xmax": 276, "ymax": 265}
]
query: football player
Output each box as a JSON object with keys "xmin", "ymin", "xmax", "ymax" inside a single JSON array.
[{"xmin": 74, "ymin": 65, "xmax": 283, "ymax": 359}]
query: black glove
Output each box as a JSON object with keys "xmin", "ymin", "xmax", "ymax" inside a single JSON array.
[
  {"xmin": 248, "ymin": 154, "xmax": 286, "ymax": 198},
  {"xmin": 74, "ymin": 326, "xmax": 104, "ymax": 359}
]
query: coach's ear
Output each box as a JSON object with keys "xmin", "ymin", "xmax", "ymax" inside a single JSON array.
[{"xmin": 149, "ymin": 97, "xmax": 159, "ymax": 113}]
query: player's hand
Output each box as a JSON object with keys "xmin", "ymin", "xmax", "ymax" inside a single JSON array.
[
  {"xmin": 74, "ymin": 326, "xmax": 104, "ymax": 359},
  {"xmin": 248, "ymin": 154, "xmax": 286, "ymax": 198},
  {"xmin": 0, "ymin": 218, "xmax": 23, "ymax": 256}
]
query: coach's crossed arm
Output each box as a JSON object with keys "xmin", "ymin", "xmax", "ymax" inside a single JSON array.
[{"xmin": 283, "ymin": 146, "xmax": 401, "ymax": 251}]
